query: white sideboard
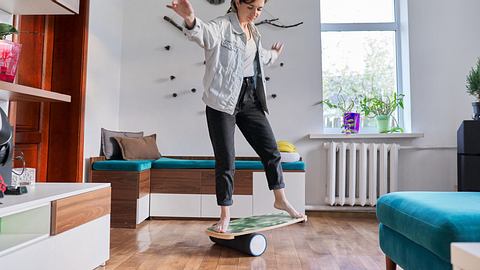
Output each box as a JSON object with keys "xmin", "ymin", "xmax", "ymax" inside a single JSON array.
[{"xmin": 0, "ymin": 183, "xmax": 111, "ymax": 270}]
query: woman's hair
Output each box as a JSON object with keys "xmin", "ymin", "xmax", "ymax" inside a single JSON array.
[{"xmin": 227, "ymin": 0, "xmax": 268, "ymax": 13}]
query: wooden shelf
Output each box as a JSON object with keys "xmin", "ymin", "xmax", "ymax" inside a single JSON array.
[
  {"xmin": 0, "ymin": 81, "xmax": 70, "ymax": 103},
  {"xmin": 0, "ymin": 0, "xmax": 78, "ymax": 15}
]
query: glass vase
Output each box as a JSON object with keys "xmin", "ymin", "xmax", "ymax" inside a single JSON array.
[
  {"xmin": 0, "ymin": 40, "xmax": 22, "ymax": 83},
  {"xmin": 376, "ymin": 115, "xmax": 391, "ymax": 133}
]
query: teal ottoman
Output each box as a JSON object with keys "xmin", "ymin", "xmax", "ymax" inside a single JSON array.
[{"xmin": 376, "ymin": 192, "xmax": 480, "ymax": 270}]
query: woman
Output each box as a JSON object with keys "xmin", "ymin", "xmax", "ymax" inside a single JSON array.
[{"xmin": 167, "ymin": 0, "xmax": 305, "ymax": 233}]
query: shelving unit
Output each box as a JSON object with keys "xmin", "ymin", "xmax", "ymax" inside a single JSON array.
[{"xmin": 0, "ymin": 81, "xmax": 70, "ymax": 103}]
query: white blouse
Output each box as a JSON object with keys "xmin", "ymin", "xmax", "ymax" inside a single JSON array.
[{"xmin": 243, "ymin": 37, "xmax": 257, "ymax": 77}]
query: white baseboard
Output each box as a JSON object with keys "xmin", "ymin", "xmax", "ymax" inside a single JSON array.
[{"xmin": 305, "ymin": 205, "xmax": 376, "ymax": 213}]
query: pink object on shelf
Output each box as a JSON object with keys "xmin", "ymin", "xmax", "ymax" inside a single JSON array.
[{"xmin": 0, "ymin": 40, "xmax": 22, "ymax": 83}]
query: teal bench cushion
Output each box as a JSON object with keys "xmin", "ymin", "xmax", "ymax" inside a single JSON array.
[
  {"xmin": 92, "ymin": 160, "xmax": 152, "ymax": 172},
  {"xmin": 377, "ymin": 192, "xmax": 480, "ymax": 262},
  {"xmin": 151, "ymin": 157, "xmax": 305, "ymax": 171}
]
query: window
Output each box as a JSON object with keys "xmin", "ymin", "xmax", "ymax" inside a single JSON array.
[
  {"xmin": 321, "ymin": 0, "xmax": 403, "ymax": 132},
  {"xmin": 0, "ymin": 10, "xmax": 13, "ymax": 25}
]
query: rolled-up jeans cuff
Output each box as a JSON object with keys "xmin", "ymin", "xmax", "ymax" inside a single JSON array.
[
  {"xmin": 217, "ymin": 199, "xmax": 233, "ymax": 206},
  {"xmin": 269, "ymin": 183, "xmax": 285, "ymax": 190}
]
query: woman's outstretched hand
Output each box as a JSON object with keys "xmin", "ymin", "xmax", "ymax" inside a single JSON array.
[
  {"xmin": 271, "ymin": 42, "xmax": 284, "ymax": 55},
  {"xmin": 167, "ymin": 0, "xmax": 195, "ymax": 27}
]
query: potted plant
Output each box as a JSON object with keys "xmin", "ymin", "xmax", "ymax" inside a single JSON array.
[
  {"xmin": 466, "ymin": 58, "xmax": 480, "ymax": 120},
  {"xmin": 318, "ymin": 95, "xmax": 361, "ymax": 134},
  {"xmin": 360, "ymin": 92, "xmax": 405, "ymax": 133},
  {"xmin": 0, "ymin": 23, "xmax": 21, "ymax": 83}
]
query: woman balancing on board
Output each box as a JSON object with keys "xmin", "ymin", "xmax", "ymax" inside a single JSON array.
[{"xmin": 167, "ymin": 0, "xmax": 305, "ymax": 233}]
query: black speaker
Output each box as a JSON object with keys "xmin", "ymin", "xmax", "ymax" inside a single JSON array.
[
  {"xmin": 457, "ymin": 120, "xmax": 480, "ymax": 191},
  {"xmin": 0, "ymin": 107, "xmax": 13, "ymax": 187}
]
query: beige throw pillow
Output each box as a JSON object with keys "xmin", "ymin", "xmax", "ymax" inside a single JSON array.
[
  {"xmin": 101, "ymin": 128, "xmax": 144, "ymax": 159},
  {"xmin": 114, "ymin": 134, "xmax": 161, "ymax": 160}
]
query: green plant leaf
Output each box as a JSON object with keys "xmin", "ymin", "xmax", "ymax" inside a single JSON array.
[
  {"xmin": 466, "ymin": 57, "xmax": 480, "ymax": 100},
  {"xmin": 0, "ymin": 23, "xmax": 18, "ymax": 40}
]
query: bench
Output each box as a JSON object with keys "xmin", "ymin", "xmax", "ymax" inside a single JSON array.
[
  {"xmin": 377, "ymin": 192, "xmax": 480, "ymax": 270},
  {"xmin": 90, "ymin": 156, "xmax": 306, "ymax": 228}
]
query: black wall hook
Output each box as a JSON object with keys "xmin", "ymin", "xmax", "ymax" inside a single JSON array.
[
  {"xmin": 170, "ymin": 75, "xmax": 176, "ymax": 80},
  {"xmin": 271, "ymin": 94, "xmax": 277, "ymax": 99},
  {"xmin": 172, "ymin": 93, "xmax": 178, "ymax": 97},
  {"xmin": 280, "ymin": 62, "xmax": 284, "ymax": 67},
  {"xmin": 191, "ymin": 88, "xmax": 197, "ymax": 93},
  {"xmin": 265, "ymin": 76, "xmax": 271, "ymax": 81},
  {"xmin": 165, "ymin": 45, "xmax": 171, "ymax": 51}
]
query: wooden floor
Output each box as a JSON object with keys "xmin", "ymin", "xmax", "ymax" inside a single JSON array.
[{"xmin": 98, "ymin": 212, "xmax": 389, "ymax": 270}]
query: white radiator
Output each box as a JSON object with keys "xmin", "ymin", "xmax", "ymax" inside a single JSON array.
[{"xmin": 324, "ymin": 142, "xmax": 399, "ymax": 206}]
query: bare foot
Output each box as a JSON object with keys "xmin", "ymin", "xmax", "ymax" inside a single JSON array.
[
  {"xmin": 274, "ymin": 200, "xmax": 305, "ymax": 219},
  {"xmin": 213, "ymin": 217, "xmax": 230, "ymax": 233}
]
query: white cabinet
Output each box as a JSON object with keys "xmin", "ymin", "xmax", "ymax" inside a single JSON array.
[
  {"xmin": 0, "ymin": 0, "xmax": 79, "ymax": 15},
  {"xmin": 136, "ymin": 194, "xmax": 150, "ymax": 225},
  {"xmin": 0, "ymin": 183, "xmax": 111, "ymax": 270},
  {"xmin": 150, "ymin": 193, "xmax": 202, "ymax": 218}
]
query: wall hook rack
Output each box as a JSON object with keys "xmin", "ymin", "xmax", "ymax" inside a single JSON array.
[{"xmin": 163, "ymin": 16, "xmax": 183, "ymax": 32}]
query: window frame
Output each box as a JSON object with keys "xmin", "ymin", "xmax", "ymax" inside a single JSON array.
[{"xmin": 320, "ymin": 0, "xmax": 404, "ymax": 132}]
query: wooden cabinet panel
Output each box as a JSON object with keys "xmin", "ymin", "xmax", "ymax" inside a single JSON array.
[
  {"xmin": 201, "ymin": 170, "xmax": 253, "ymax": 195},
  {"xmin": 139, "ymin": 171, "xmax": 150, "ymax": 198},
  {"xmin": 51, "ymin": 187, "xmax": 111, "ymax": 235},
  {"xmin": 13, "ymin": 144, "xmax": 38, "ymax": 168},
  {"xmin": 151, "ymin": 170, "xmax": 202, "ymax": 194},
  {"xmin": 111, "ymin": 200, "xmax": 137, "ymax": 229},
  {"xmin": 91, "ymin": 170, "xmax": 149, "ymax": 200},
  {"xmin": 15, "ymin": 102, "xmax": 40, "ymax": 132}
]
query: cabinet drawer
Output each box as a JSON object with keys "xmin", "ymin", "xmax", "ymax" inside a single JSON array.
[
  {"xmin": 151, "ymin": 170, "xmax": 201, "ymax": 194},
  {"xmin": 150, "ymin": 193, "xmax": 201, "ymax": 217},
  {"xmin": 51, "ymin": 187, "xmax": 111, "ymax": 235}
]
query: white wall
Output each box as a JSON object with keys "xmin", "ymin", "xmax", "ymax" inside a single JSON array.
[
  {"xmin": 83, "ymin": 0, "xmax": 125, "ymax": 179},
  {"xmin": 118, "ymin": 0, "xmax": 322, "ymax": 155},
  {"xmin": 398, "ymin": 0, "xmax": 480, "ymax": 192},
  {"xmin": 84, "ymin": 0, "xmax": 480, "ymax": 206}
]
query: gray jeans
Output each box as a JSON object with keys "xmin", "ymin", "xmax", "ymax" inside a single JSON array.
[{"xmin": 206, "ymin": 77, "xmax": 285, "ymax": 206}]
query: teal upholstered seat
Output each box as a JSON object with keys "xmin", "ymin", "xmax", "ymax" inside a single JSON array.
[
  {"xmin": 92, "ymin": 160, "xmax": 152, "ymax": 172},
  {"xmin": 377, "ymin": 192, "xmax": 480, "ymax": 269},
  {"xmin": 151, "ymin": 157, "xmax": 305, "ymax": 171},
  {"xmin": 92, "ymin": 158, "xmax": 305, "ymax": 172}
]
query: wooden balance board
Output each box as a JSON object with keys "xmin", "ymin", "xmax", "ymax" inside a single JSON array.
[{"xmin": 206, "ymin": 213, "xmax": 307, "ymax": 240}]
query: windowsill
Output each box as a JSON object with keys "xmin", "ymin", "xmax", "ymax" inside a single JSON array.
[{"xmin": 309, "ymin": 133, "xmax": 424, "ymax": 139}]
